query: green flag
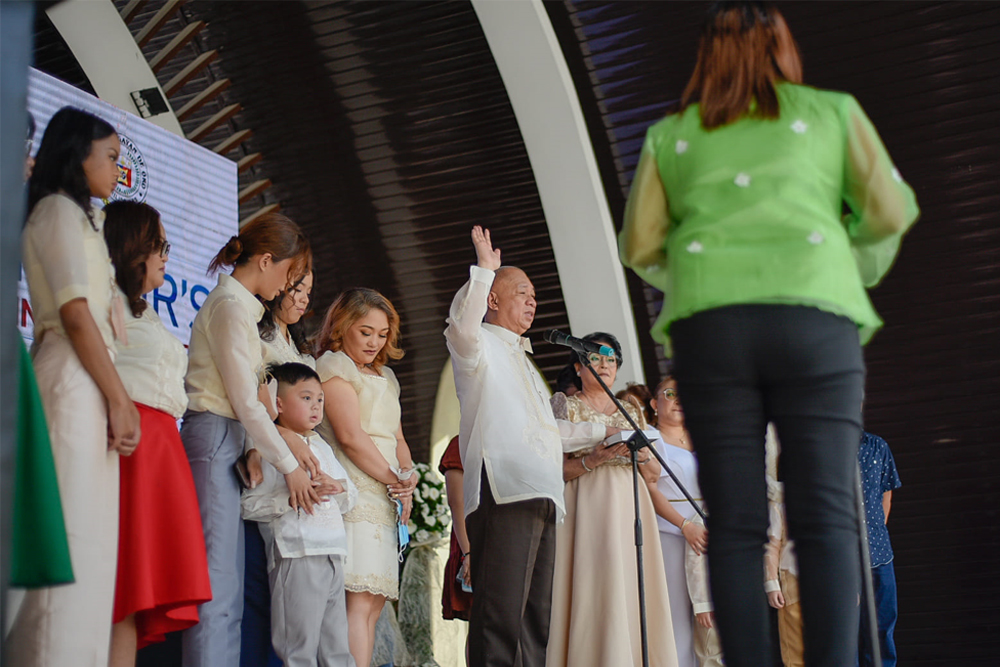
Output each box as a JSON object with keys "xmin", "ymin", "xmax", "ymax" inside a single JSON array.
[{"xmin": 10, "ymin": 338, "xmax": 74, "ymax": 587}]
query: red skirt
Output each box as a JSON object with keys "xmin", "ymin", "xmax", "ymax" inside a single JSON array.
[
  {"xmin": 441, "ymin": 530, "xmax": 473, "ymax": 621},
  {"xmin": 113, "ymin": 403, "xmax": 212, "ymax": 648}
]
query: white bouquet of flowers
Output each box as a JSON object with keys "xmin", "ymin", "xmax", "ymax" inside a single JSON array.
[
  {"xmin": 407, "ymin": 462, "xmax": 451, "ymax": 547},
  {"xmin": 398, "ymin": 462, "xmax": 453, "ymax": 665}
]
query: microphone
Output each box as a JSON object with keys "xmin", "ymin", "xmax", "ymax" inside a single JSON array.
[{"xmin": 544, "ymin": 330, "xmax": 615, "ymax": 358}]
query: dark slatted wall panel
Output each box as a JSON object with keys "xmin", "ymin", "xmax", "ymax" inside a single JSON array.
[
  {"xmin": 109, "ymin": 0, "xmax": 282, "ymax": 226},
  {"xmin": 549, "ymin": 1, "xmax": 1000, "ymax": 663},
  {"xmin": 182, "ymin": 0, "xmax": 570, "ymax": 460},
  {"xmin": 32, "ymin": 10, "xmax": 95, "ymax": 96}
]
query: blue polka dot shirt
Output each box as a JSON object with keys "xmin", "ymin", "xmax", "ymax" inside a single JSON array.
[{"xmin": 858, "ymin": 431, "xmax": 902, "ymax": 567}]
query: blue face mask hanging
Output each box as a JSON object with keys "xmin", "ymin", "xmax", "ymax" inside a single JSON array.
[
  {"xmin": 390, "ymin": 465, "xmax": 415, "ymax": 561},
  {"xmin": 396, "ymin": 499, "xmax": 409, "ymax": 561}
]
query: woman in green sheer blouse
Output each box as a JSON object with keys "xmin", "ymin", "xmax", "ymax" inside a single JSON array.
[
  {"xmin": 619, "ymin": 4, "xmax": 918, "ymax": 667},
  {"xmin": 620, "ymin": 68, "xmax": 919, "ymax": 351}
]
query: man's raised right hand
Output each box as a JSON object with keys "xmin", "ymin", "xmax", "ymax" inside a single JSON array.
[{"xmin": 472, "ymin": 225, "xmax": 501, "ymax": 271}]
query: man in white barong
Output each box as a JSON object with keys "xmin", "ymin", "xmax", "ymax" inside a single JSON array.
[{"xmin": 444, "ymin": 226, "xmax": 614, "ymax": 667}]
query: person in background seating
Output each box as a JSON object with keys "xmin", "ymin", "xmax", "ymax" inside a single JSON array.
[{"xmin": 857, "ymin": 430, "xmax": 902, "ymax": 667}]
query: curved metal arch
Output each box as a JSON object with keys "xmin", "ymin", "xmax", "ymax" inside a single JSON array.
[
  {"xmin": 472, "ymin": 0, "xmax": 644, "ymax": 387},
  {"xmin": 46, "ymin": 0, "xmax": 183, "ymax": 137}
]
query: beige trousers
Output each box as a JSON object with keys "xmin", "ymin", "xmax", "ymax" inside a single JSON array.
[
  {"xmin": 7, "ymin": 335, "xmax": 119, "ymax": 667},
  {"xmin": 693, "ymin": 622, "xmax": 724, "ymax": 667},
  {"xmin": 777, "ymin": 570, "xmax": 805, "ymax": 667}
]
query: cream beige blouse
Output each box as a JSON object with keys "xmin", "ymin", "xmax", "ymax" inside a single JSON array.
[
  {"xmin": 185, "ymin": 273, "xmax": 297, "ymax": 474},
  {"xmin": 115, "ymin": 298, "xmax": 188, "ymax": 419},
  {"xmin": 22, "ymin": 194, "xmax": 117, "ymax": 348}
]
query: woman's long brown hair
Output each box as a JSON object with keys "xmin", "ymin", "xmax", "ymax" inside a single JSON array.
[{"xmin": 679, "ymin": 2, "xmax": 803, "ymax": 129}]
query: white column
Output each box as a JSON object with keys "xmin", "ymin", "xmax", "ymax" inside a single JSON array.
[
  {"xmin": 46, "ymin": 0, "xmax": 183, "ymax": 137},
  {"xmin": 471, "ymin": 0, "xmax": 643, "ymax": 387}
]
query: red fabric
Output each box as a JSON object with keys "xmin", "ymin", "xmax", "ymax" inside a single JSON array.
[
  {"xmin": 113, "ymin": 403, "xmax": 212, "ymax": 648},
  {"xmin": 439, "ymin": 435, "xmax": 472, "ymax": 619},
  {"xmin": 441, "ymin": 530, "xmax": 473, "ymax": 621},
  {"xmin": 438, "ymin": 435, "xmax": 463, "ymax": 475}
]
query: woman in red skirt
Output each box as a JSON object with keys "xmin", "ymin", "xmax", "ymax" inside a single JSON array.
[
  {"xmin": 103, "ymin": 201, "xmax": 212, "ymax": 666},
  {"xmin": 440, "ymin": 435, "xmax": 473, "ymax": 626}
]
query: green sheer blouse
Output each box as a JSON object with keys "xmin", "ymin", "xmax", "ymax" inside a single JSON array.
[{"xmin": 619, "ymin": 82, "xmax": 919, "ymax": 351}]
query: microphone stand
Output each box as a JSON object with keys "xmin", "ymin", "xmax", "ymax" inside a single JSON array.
[{"xmin": 575, "ymin": 351, "xmax": 706, "ymax": 667}]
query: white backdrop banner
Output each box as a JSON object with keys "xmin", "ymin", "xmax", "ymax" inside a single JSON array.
[{"xmin": 19, "ymin": 68, "xmax": 238, "ymax": 346}]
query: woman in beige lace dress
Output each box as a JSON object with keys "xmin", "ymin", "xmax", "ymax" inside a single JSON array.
[
  {"xmin": 313, "ymin": 288, "xmax": 416, "ymax": 667},
  {"xmin": 547, "ymin": 332, "xmax": 678, "ymax": 667}
]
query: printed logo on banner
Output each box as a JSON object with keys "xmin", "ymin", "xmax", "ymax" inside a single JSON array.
[
  {"xmin": 112, "ymin": 133, "xmax": 149, "ymax": 203},
  {"xmin": 20, "ymin": 69, "xmax": 238, "ymax": 347}
]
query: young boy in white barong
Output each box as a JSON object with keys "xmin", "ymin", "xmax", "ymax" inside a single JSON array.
[{"xmin": 242, "ymin": 362, "xmax": 358, "ymax": 667}]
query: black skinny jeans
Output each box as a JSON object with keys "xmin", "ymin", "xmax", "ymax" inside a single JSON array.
[{"xmin": 671, "ymin": 304, "xmax": 865, "ymax": 667}]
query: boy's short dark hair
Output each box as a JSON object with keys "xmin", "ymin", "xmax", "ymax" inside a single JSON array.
[{"xmin": 267, "ymin": 362, "xmax": 321, "ymax": 389}]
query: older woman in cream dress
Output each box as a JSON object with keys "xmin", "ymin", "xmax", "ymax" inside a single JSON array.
[{"xmin": 547, "ymin": 332, "xmax": 678, "ymax": 667}]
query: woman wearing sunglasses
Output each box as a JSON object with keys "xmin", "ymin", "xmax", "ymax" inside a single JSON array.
[{"xmin": 547, "ymin": 333, "xmax": 678, "ymax": 667}]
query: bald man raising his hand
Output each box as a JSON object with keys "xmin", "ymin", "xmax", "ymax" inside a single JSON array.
[{"xmin": 445, "ymin": 226, "xmax": 614, "ymax": 667}]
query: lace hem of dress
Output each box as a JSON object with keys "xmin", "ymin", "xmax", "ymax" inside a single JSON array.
[{"xmin": 346, "ymin": 573, "xmax": 399, "ymax": 600}]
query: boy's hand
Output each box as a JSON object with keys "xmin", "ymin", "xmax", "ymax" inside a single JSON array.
[
  {"xmin": 472, "ymin": 226, "xmax": 501, "ymax": 271},
  {"xmin": 696, "ymin": 611, "xmax": 715, "ymax": 629},
  {"xmin": 246, "ymin": 449, "xmax": 264, "ymax": 488},
  {"xmin": 284, "ymin": 467, "xmax": 320, "ymax": 514},
  {"xmin": 312, "ymin": 471, "xmax": 344, "ymax": 498}
]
